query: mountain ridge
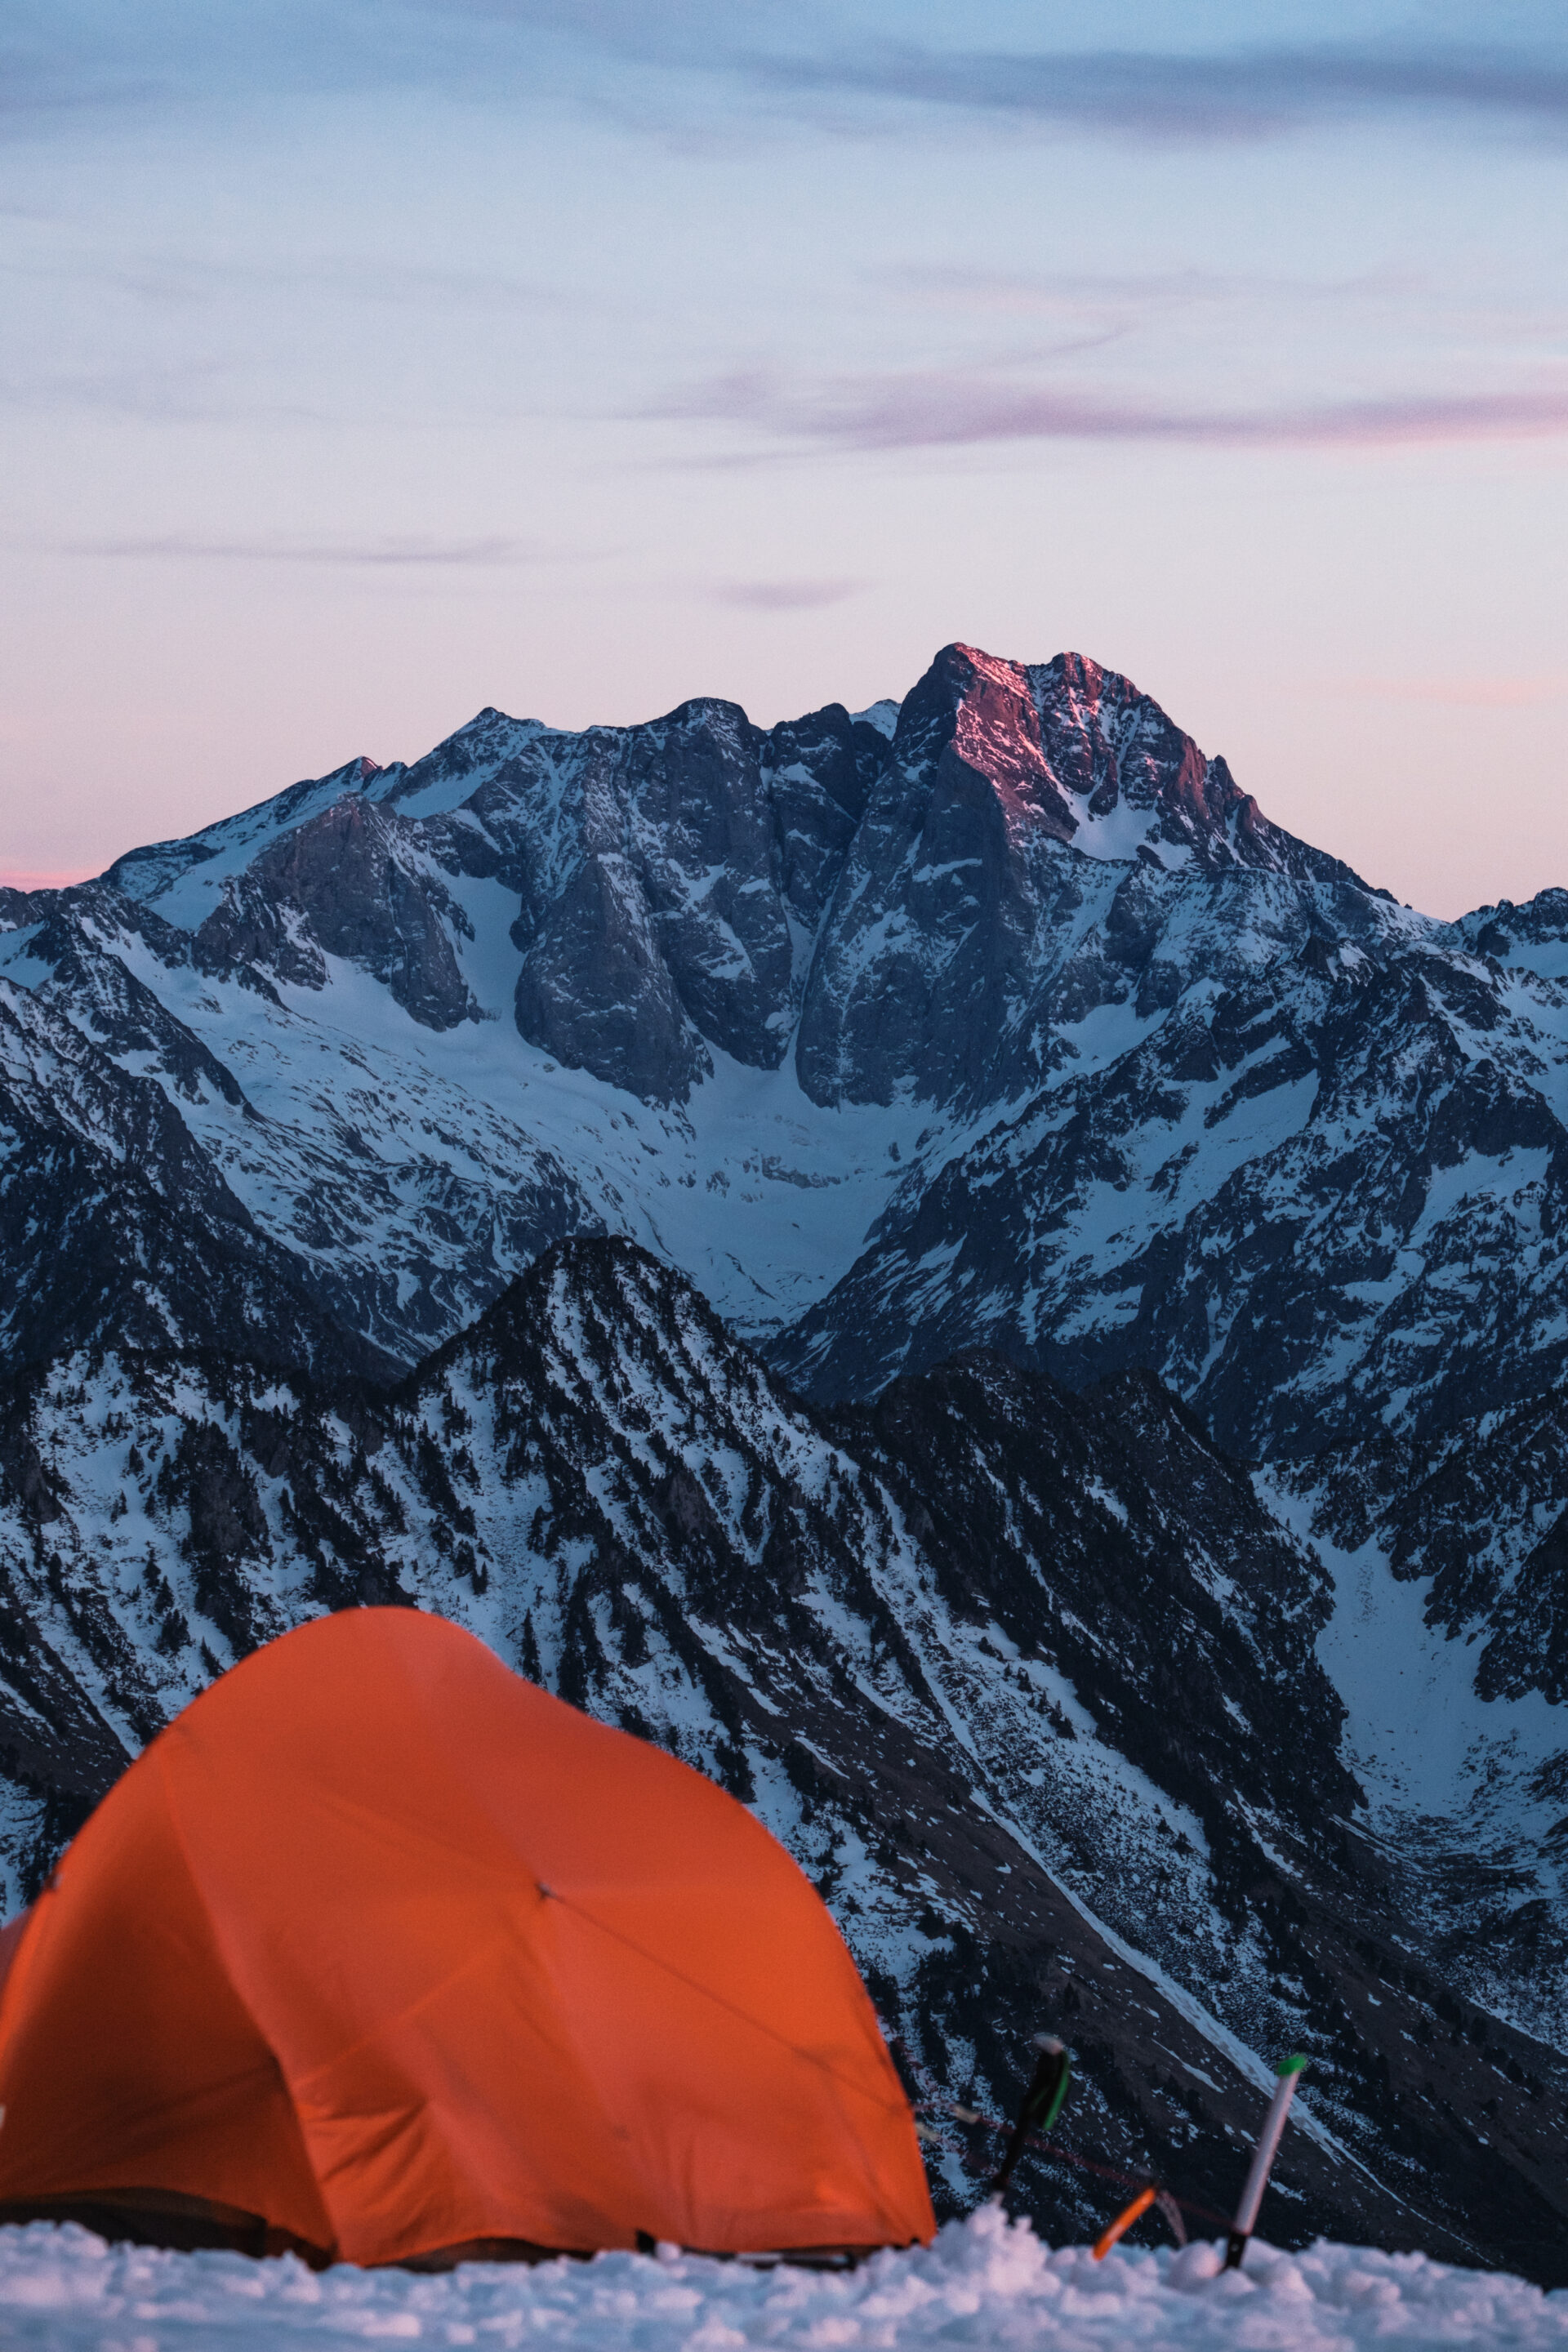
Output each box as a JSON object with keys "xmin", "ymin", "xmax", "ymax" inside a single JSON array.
[{"xmin": 5, "ymin": 641, "xmax": 1568, "ymax": 2275}]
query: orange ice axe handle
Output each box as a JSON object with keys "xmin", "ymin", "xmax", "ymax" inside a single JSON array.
[
  {"xmin": 1093, "ymin": 2184, "xmax": 1156, "ymax": 2259},
  {"xmin": 1225, "ymin": 2056, "xmax": 1307, "ymax": 2271}
]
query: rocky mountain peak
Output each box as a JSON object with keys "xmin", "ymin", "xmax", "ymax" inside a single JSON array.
[
  {"xmin": 891, "ymin": 641, "xmax": 1074, "ymax": 837},
  {"xmin": 891, "ymin": 641, "xmax": 1329, "ymax": 881}
]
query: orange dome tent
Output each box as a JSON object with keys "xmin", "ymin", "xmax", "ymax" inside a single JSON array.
[{"xmin": 0, "ymin": 1609, "xmax": 933, "ymax": 2268}]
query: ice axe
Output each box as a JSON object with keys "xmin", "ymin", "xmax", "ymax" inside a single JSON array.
[
  {"xmin": 1224, "ymin": 2056, "xmax": 1308, "ymax": 2270},
  {"xmin": 1092, "ymin": 2184, "xmax": 1186, "ymax": 2258},
  {"xmin": 988, "ymin": 2031, "xmax": 1071, "ymax": 2199}
]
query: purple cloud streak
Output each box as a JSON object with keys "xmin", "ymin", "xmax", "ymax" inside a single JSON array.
[
  {"xmin": 710, "ymin": 578, "xmax": 863, "ymax": 610},
  {"xmin": 43, "ymin": 535, "xmax": 544, "ymax": 566},
  {"xmin": 751, "ymin": 42, "xmax": 1568, "ymax": 145},
  {"xmin": 657, "ymin": 370, "xmax": 1568, "ymax": 452}
]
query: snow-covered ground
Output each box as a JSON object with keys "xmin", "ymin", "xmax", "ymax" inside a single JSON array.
[
  {"xmin": 1269, "ymin": 1472, "xmax": 1568, "ymax": 2048},
  {"xmin": 0, "ymin": 2208, "xmax": 1562, "ymax": 2351}
]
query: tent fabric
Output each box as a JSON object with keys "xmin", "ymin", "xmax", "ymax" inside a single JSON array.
[{"xmin": 0, "ymin": 1609, "xmax": 934, "ymax": 2268}]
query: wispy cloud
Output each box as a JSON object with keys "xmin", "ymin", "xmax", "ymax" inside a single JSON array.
[
  {"xmin": 655, "ymin": 368, "xmax": 1568, "ymax": 452},
  {"xmin": 751, "ymin": 39, "xmax": 1568, "ymax": 145},
  {"xmin": 43, "ymin": 533, "xmax": 547, "ymax": 566},
  {"xmin": 877, "ymin": 261, "xmax": 1415, "ymax": 317},
  {"xmin": 11, "ymin": 4, "xmax": 1568, "ymax": 154},
  {"xmin": 0, "ymin": 247, "xmax": 569, "ymax": 314},
  {"xmin": 1338, "ymin": 672, "xmax": 1568, "ymax": 708},
  {"xmin": 710, "ymin": 577, "xmax": 863, "ymax": 610}
]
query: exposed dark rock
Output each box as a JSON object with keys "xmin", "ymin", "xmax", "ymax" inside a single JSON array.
[
  {"xmin": 0, "ymin": 980, "xmax": 395, "ymax": 1384},
  {"xmin": 196, "ymin": 795, "xmax": 480, "ymax": 1030}
]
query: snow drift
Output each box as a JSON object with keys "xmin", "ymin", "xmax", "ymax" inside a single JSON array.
[{"xmin": 0, "ymin": 2206, "xmax": 1563, "ymax": 2352}]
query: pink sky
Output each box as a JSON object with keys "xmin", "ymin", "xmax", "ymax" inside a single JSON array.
[{"xmin": 3, "ymin": 2, "xmax": 1566, "ymax": 920}]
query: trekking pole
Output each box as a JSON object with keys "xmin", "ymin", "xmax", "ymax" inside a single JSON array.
[
  {"xmin": 989, "ymin": 2032, "xmax": 1071, "ymax": 2199},
  {"xmin": 1224, "ymin": 2056, "xmax": 1307, "ymax": 2270}
]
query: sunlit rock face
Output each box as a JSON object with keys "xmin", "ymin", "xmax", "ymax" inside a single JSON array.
[{"xmin": 793, "ymin": 644, "xmax": 1363, "ymax": 1112}]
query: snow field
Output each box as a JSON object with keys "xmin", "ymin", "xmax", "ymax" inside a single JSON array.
[{"xmin": 0, "ymin": 2207, "xmax": 1561, "ymax": 2351}]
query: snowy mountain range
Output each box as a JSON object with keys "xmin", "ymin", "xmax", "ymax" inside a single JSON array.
[{"xmin": 3, "ymin": 641, "xmax": 1568, "ymax": 2278}]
